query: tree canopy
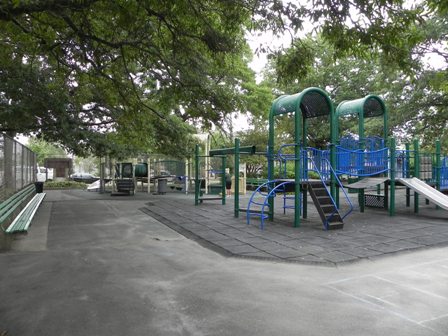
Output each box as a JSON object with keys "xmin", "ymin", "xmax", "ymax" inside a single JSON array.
[
  {"xmin": 0, "ymin": 0, "xmax": 258, "ymax": 157},
  {"xmin": 0, "ymin": 0, "xmax": 445, "ymax": 157},
  {"xmin": 27, "ymin": 137, "xmax": 67, "ymax": 165}
]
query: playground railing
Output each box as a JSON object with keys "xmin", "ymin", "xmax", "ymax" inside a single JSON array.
[
  {"xmin": 441, "ymin": 157, "xmax": 448, "ymax": 190},
  {"xmin": 246, "ymin": 179, "xmax": 297, "ymax": 230},
  {"xmin": 395, "ymin": 150, "xmax": 437, "ymax": 182},
  {"xmin": 276, "ymin": 143, "xmax": 296, "ymax": 179},
  {"xmin": 339, "ymin": 136, "xmax": 385, "ymax": 151},
  {"xmin": 365, "ymin": 136, "xmax": 385, "ymax": 151},
  {"xmin": 395, "ymin": 150, "xmax": 412, "ymax": 178},
  {"xmin": 336, "ymin": 146, "xmax": 388, "ymax": 177},
  {"xmin": 303, "ymin": 147, "xmax": 330, "ymax": 180}
]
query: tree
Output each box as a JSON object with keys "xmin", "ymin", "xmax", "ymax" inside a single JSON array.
[
  {"xmin": 74, "ymin": 156, "xmax": 99, "ymax": 175},
  {"xmin": 27, "ymin": 137, "xmax": 67, "ymax": 165},
  {"xmin": 1, "ymin": 0, "xmax": 441, "ymax": 157},
  {"xmin": 0, "ymin": 1, "xmax": 258, "ymax": 157},
  {"xmin": 265, "ymin": 31, "xmax": 448, "ymax": 148},
  {"xmin": 237, "ymin": 127, "xmax": 269, "ymax": 178}
]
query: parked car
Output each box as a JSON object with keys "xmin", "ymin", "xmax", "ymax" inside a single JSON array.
[
  {"xmin": 158, "ymin": 170, "xmax": 175, "ymax": 182},
  {"xmin": 70, "ymin": 173, "xmax": 99, "ymax": 184}
]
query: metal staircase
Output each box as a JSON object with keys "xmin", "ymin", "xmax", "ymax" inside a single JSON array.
[{"xmin": 307, "ymin": 180, "xmax": 344, "ymax": 230}]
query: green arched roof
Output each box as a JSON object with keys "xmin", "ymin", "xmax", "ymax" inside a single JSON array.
[
  {"xmin": 336, "ymin": 95, "xmax": 386, "ymax": 119},
  {"xmin": 271, "ymin": 87, "xmax": 333, "ymax": 119}
]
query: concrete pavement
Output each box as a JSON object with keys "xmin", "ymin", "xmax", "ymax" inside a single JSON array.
[{"xmin": 0, "ymin": 189, "xmax": 447, "ymax": 335}]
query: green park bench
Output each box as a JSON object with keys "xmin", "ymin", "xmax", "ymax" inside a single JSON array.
[{"xmin": 0, "ymin": 184, "xmax": 46, "ymax": 249}]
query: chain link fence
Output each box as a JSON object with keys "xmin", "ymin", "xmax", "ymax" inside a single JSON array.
[{"xmin": 0, "ymin": 134, "xmax": 36, "ymax": 202}]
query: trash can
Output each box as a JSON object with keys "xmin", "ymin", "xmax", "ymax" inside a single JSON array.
[
  {"xmin": 157, "ymin": 178, "xmax": 167, "ymax": 194},
  {"xmin": 35, "ymin": 182, "xmax": 44, "ymax": 193}
]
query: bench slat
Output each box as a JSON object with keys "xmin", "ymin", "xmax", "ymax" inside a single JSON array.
[
  {"xmin": 6, "ymin": 193, "xmax": 46, "ymax": 233},
  {"xmin": 0, "ymin": 184, "xmax": 35, "ymax": 212},
  {"xmin": 15, "ymin": 199, "xmax": 40, "ymax": 232},
  {"xmin": 0, "ymin": 188, "xmax": 36, "ymax": 225},
  {"xmin": 23, "ymin": 193, "xmax": 46, "ymax": 231}
]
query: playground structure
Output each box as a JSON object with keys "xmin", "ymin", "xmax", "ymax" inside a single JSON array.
[
  {"xmin": 195, "ymin": 87, "xmax": 448, "ymax": 231},
  {"xmin": 97, "ymin": 156, "xmax": 192, "ymax": 195},
  {"xmin": 194, "ymin": 141, "xmax": 255, "ymax": 209},
  {"xmin": 247, "ymin": 87, "xmax": 353, "ymax": 230}
]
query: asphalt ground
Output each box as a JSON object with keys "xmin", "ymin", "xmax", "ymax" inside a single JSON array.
[{"xmin": 1, "ymin": 189, "xmax": 448, "ymax": 335}]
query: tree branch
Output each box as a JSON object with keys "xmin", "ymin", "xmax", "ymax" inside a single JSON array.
[{"xmin": 0, "ymin": 0, "xmax": 98, "ymax": 20}]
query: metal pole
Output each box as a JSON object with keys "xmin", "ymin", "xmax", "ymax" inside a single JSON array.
[
  {"xmin": 414, "ymin": 139, "xmax": 420, "ymax": 213},
  {"xmin": 268, "ymin": 104, "xmax": 275, "ymax": 221},
  {"xmin": 389, "ymin": 137, "xmax": 396, "ymax": 216},
  {"xmin": 100, "ymin": 157, "xmax": 105, "ymax": 194},
  {"xmin": 195, "ymin": 144, "xmax": 199, "ymax": 205},
  {"xmin": 405, "ymin": 143, "xmax": 411, "ymax": 207},
  {"xmin": 147, "ymin": 158, "xmax": 151, "ymax": 194},
  {"xmin": 302, "ymin": 118, "xmax": 308, "ymax": 218},
  {"xmin": 222, "ymin": 156, "xmax": 226, "ymax": 205},
  {"xmin": 330, "ymin": 103, "xmax": 338, "ymax": 208},
  {"xmin": 234, "ymin": 138, "xmax": 240, "ymax": 217},
  {"xmin": 185, "ymin": 159, "xmax": 189, "ymax": 194},
  {"xmin": 294, "ymin": 106, "xmax": 301, "ymax": 228},
  {"xmin": 436, "ymin": 139, "xmax": 441, "ymax": 191}
]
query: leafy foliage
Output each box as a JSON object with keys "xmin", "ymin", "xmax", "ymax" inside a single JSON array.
[
  {"xmin": 0, "ymin": 0, "xmax": 257, "ymax": 157},
  {"xmin": 44, "ymin": 180, "xmax": 87, "ymax": 189},
  {"xmin": 1, "ymin": 0, "xmax": 446, "ymax": 158},
  {"xmin": 27, "ymin": 137, "xmax": 67, "ymax": 165},
  {"xmin": 267, "ymin": 30, "xmax": 447, "ymax": 148},
  {"xmin": 236, "ymin": 127, "xmax": 268, "ymax": 178}
]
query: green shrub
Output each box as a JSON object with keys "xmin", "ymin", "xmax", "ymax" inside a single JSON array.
[
  {"xmin": 44, "ymin": 180, "xmax": 87, "ymax": 189},
  {"xmin": 307, "ymin": 171, "xmax": 320, "ymax": 179}
]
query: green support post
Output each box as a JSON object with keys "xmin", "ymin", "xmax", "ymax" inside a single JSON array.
[
  {"xmin": 436, "ymin": 140, "xmax": 441, "ymax": 191},
  {"xmin": 294, "ymin": 113, "xmax": 302, "ymax": 227},
  {"xmin": 389, "ymin": 137, "xmax": 396, "ymax": 216},
  {"xmin": 414, "ymin": 139, "xmax": 420, "ymax": 213},
  {"xmin": 358, "ymin": 122, "xmax": 365, "ymax": 213},
  {"xmin": 234, "ymin": 138, "xmax": 240, "ymax": 217},
  {"xmin": 435, "ymin": 140, "xmax": 441, "ymax": 210},
  {"xmin": 267, "ymin": 99, "xmax": 279, "ymax": 222},
  {"xmin": 358, "ymin": 191, "xmax": 365, "ymax": 212},
  {"xmin": 194, "ymin": 144, "xmax": 200, "ymax": 206},
  {"xmin": 405, "ymin": 143, "xmax": 411, "ymax": 207},
  {"xmin": 221, "ymin": 156, "xmax": 226, "ymax": 205},
  {"xmin": 302, "ymin": 118, "xmax": 307, "ymax": 219}
]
